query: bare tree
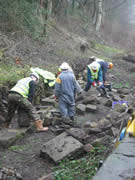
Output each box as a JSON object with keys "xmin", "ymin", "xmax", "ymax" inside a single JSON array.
[
  {"xmin": 105, "ymin": 0, "xmax": 127, "ymax": 12},
  {"xmin": 38, "ymin": 0, "xmax": 52, "ymax": 34},
  {"xmin": 95, "ymin": 0, "xmax": 103, "ymax": 31}
]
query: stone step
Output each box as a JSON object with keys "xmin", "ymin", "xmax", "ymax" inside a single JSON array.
[
  {"xmin": 0, "ymin": 128, "xmax": 27, "ymax": 149},
  {"xmin": 92, "ymin": 136, "xmax": 135, "ymax": 180}
]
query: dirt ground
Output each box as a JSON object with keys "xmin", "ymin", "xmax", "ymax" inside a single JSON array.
[
  {"xmin": 0, "ymin": 17, "xmax": 135, "ymax": 179},
  {"xmin": 0, "ymin": 130, "xmax": 56, "ymax": 180},
  {"xmin": 0, "ymin": 56, "xmax": 135, "ymax": 180}
]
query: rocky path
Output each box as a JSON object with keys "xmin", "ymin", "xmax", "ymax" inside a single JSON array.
[{"xmin": 93, "ymin": 135, "xmax": 135, "ymax": 180}]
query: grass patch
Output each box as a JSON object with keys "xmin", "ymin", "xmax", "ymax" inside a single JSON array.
[
  {"xmin": 95, "ymin": 43, "xmax": 124, "ymax": 54},
  {"xmin": 112, "ymin": 81, "xmax": 130, "ymax": 88},
  {"xmin": 8, "ymin": 144, "xmax": 30, "ymax": 151},
  {"xmin": 54, "ymin": 146, "xmax": 106, "ymax": 180},
  {"xmin": 97, "ymin": 55, "xmax": 112, "ymax": 62}
]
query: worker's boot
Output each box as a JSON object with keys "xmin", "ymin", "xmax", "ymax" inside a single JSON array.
[
  {"xmin": 35, "ymin": 120, "xmax": 48, "ymax": 132},
  {"xmin": 70, "ymin": 116, "xmax": 74, "ymax": 121},
  {"xmin": 107, "ymin": 83, "xmax": 112, "ymax": 91},
  {"xmin": 104, "ymin": 83, "xmax": 112, "ymax": 91},
  {"xmin": 70, "ymin": 116, "xmax": 75, "ymax": 126},
  {"xmin": 97, "ymin": 93, "xmax": 101, "ymax": 97}
]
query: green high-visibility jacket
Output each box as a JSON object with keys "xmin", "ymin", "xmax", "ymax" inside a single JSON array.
[{"xmin": 30, "ymin": 67, "xmax": 56, "ymax": 87}]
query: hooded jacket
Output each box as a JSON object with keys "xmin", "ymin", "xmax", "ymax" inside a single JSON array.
[{"xmin": 55, "ymin": 70, "xmax": 77, "ymax": 105}]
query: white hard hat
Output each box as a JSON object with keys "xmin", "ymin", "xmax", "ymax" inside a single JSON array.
[
  {"xmin": 91, "ymin": 62, "xmax": 99, "ymax": 70},
  {"xmin": 60, "ymin": 62, "xmax": 70, "ymax": 70},
  {"xmin": 90, "ymin": 56, "xmax": 96, "ymax": 60},
  {"xmin": 30, "ymin": 72, "xmax": 39, "ymax": 80}
]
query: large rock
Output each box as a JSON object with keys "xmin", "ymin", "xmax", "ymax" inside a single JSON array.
[
  {"xmin": 41, "ymin": 97, "xmax": 56, "ymax": 107},
  {"xmin": 92, "ymin": 135, "xmax": 111, "ymax": 147},
  {"xmin": 92, "ymin": 137, "xmax": 105, "ymax": 147},
  {"xmin": 123, "ymin": 94, "xmax": 134, "ymax": 105},
  {"xmin": 66, "ymin": 128, "xmax": 86, "ymax": 142},
  {"xmin": 117, "ymin": 88, "xmax": 130, "ymax": 95},
  {"xmin": 83, "ymin": 144, "xmax": 94, "ymax": 152},
  {"xmin": 51, "ymin": 117, "xmax": 63, "ymax": 126},
  {"xmin": 76, "ymin": 104, "xmax": 86, "ymax": 115},
  {"xmin": 122, "ymin": 54, "xmax": 135, "ymax": 63},
  {"xmin": 50, "ymin": 109, "xmax": 61, "ymax": 117},
  {"xmin": 111, "ymin": 127, "xmax": 119, "ymax": 137},
  {"xmin": 83, "ymin": 96, "xmax": 100, "ymax": 105},
  {"xmin": 83, "ymin": 121, "xmax": 99, "ymax": 129},
  {"xmin": 112, "ymin": 119, "xmax": 123, "ymax": 128},
  {"xmin": 40, "ymin": 132, "xmax": 83, "ymax": 163},
  {"xmin": 112, "ymin": 95, "xmax": 121, "ymax": 101},
  {"xmin": 106, "ymin": 112, "xmax": 120, "ymax": 123},
  {"xmin": 99, "ymin": 118, "xmax": 111, "ymax": 129},
  {"xmin": 87, "ymin": 128, "xmax": 102, "ymax": 134},
  {"xmin": 86, "ymin": 104, "xmax": 97, "ymax": 112},
  {"xmin": 104, "ymin": 99, "xmax": 112, "ymax": 107}
]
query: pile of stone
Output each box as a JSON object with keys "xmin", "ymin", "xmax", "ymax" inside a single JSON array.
[{"xmin": 0, "ymin": 167, "xmax": 22, "ymax": 180}]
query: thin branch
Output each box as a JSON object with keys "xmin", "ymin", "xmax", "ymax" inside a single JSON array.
[{"xmin": 11, "ymin": 150, "xmax": 34, "ymax": 156}]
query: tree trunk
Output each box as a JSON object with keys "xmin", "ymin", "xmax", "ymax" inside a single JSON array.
[
  {"xmin": 72, "ymin": 0, "xmax": 75, "ymax": 13},
  {"xmin": 38, "ymin": 0, "xmax": 52, "ymax": 35},
  {"xmin": 92, "ymin": 0, "xmax": 97, "ymax": 25},
  {"xmin": 47, "ymin": 0, "xmax": 52, "ymax": 19},
  {"xmin": 95, "ymin": 0, "xmax": 103, "ymax": 31}
]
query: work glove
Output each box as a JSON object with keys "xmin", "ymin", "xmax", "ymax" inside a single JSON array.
[
  {"xmin": 104, "ymin": 81, "xmax": 107, "ymax": 85},
  {"xmin": 54, "ymin": 95, "xmax": 59, "ymax": 102},
  {"xmin": 92, "ymin": 81, "xmax": 96, "ymax": 87},
  {"xmin": 98, "ymin": 81, "xmax": 103, "ymax": 86}
]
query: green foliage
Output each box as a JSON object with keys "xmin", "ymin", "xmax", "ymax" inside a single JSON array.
[
  {"xmin": 0, "ymin": 0, "xmax": 47, "ymax": 38},
  {"xmin": 54, "ymin": 146, "xmax": 106, "ymax": 180},
  {"xmin": 0, "ymin": 62, "xmax": 30, "ymax": 86},
  {"xmin": 15, "ymin": 132, "xmax": 25, "ymax": 140}
]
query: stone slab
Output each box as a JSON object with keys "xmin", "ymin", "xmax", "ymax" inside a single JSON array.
[
  {"xmin": 41, "ymin": 98, "xmax": 56, "ymax": 107},
  {"xmin": 92, "ymin": 135, "xmax": 135, "ymax": 180},
  {"xmin": 0, "ymin": 129, "xmax": 26, "ymax": 148},
  {"xmin": 93, "ymin": 154, "xmax": 135, "ymax": 180},
  {"xmin": 40, "ymin": 132, "xmax": 83, "ymax": 163}
]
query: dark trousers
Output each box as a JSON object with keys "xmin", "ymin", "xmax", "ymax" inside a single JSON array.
[
  {"xmin": 7, "ymin": 92, "xmax": 40, "ymax": 124},
  {"xmin": 84, "ymin": 82, "xmax": 92, "ymax": 92}
]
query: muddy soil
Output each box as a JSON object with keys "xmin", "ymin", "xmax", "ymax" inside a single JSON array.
[
  {"xmin": 0, "ymin": 130, "xmax": 56, "ymax": 180},
  {"xmin": 0, "ymin": 55, "xmax": 135, "ymax": 180},
  {"xmin": 0, "ymin": 19, "xmax": 135, "ymax": 179}
]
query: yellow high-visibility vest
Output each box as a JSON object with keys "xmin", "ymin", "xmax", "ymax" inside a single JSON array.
[
  {"xmin": 11, "ymin": 77, "xmax": 32, "ymax": 98},
  {"xmin": 88, "ymin": 64, "xmax": 100, "ymax": 80}
]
